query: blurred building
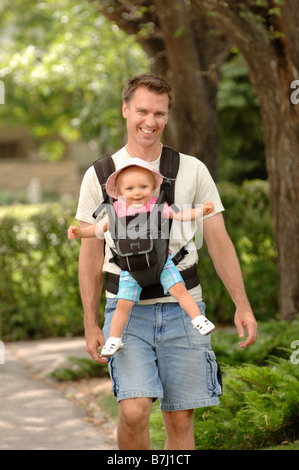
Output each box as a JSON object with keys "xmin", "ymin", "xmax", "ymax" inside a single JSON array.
[{"xmin": 0, "ymin": 127, "xmax": 99, "ymax": 202}]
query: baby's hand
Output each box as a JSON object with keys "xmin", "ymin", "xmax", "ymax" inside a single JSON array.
[
  {"xmin": 203, "ymin": 201, "xmax": 214, "ymax": 216},
  {"xmin": 68, "ymin": 225, "xmax": 80, "ymax": 239}
]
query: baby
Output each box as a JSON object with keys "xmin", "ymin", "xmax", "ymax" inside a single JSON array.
[{"xmin": 68, "ymin": 158, "xmax": 215, "ymax": 357}]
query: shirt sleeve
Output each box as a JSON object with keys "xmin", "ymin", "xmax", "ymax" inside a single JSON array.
[{"xmin": 75, "ymin": 167, "xmax": 103, "ymax": 224}]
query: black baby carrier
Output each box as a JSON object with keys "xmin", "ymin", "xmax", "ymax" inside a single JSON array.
[{"xmin": 92, "ymin": 146, "xmax": 200, "ymax": 300}]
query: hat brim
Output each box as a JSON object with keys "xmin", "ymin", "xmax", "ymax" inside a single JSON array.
[{"xmin": 105, "ymin": 158, "xmax": 164, "ymax": 200}]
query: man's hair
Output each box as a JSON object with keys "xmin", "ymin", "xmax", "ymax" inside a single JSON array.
[{"xmin": 122, "ymin": 73, "xmax": 173, "ymax": 109}]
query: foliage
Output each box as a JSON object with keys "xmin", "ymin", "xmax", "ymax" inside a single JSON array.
[
  {"xmin": 212, "ymin": 317, "xmax": 299, "ymax": 366},
  {"xmin": 0, "ymin": 0, "xmax": 149, "ymax": 158},
  {"xmin": 200, "ymin": 179, "xmax": 278, "ymax": 323},
  {"xmin": 0, "ymin": 202, "xmax": 84, "ymax": 340},
  {"xmin": 218, "ymin": 51, "xmax": 266, "ymax": 183},
  {"xmin": 194, "ymin": 357, "xmax": 299, "ymax": 450},
  {"xmin": 50, "ymin": 356, "xmax": 109, "ymax": 381}
]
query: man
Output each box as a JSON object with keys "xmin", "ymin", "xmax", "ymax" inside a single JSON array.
[{"xmin": 75, "ymin": 73, "xmax": 257, "ymax": 450}]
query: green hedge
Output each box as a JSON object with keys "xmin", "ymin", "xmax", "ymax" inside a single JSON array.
[
  {"xmin": 0, "ymin": 179, "xmax": 278, "ymax": 340},
  {"xmin": 194, "ymin": 356, "xmax": 299, "ymax": 450},
  {"xmin": 0, "ymin": 202, "xmax": 84, "ymax": 340},
  {"xmin": 212, "ymin": 317, "xmax": 299, "ymax": 367}
]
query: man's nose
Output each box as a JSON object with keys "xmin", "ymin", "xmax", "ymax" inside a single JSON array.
[{"xmin": 144, "ymin": 113, "xmax": 156, "ymax": 127}]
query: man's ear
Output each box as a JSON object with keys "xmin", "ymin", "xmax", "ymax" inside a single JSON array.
[{"xmin": 122, "ymin": 101, "xmax": 128, "ymax": 118}]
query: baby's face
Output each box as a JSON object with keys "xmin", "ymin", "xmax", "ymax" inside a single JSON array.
[{"xmin": 117, "ymin": 166, "xmax": 155, "ymax": 208}]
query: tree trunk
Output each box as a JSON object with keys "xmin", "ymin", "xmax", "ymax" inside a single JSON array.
[
  {"xmin": 199, "ymin": 0, "xmax": 299, "ymax": 320},
  {"xmin": 153, "ymin": 0, "xmax": 220, "ymax": 179},
  {"xmin": 94, "ymin": 0, "xmax": 230, "ymax": 179},
  {"xmin": 268, "ymin": 103, "xmax": 299, "ymax": 320}
]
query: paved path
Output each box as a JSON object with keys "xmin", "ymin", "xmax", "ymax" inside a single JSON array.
[{"xmin": 0, "ymin": 338, "xmax": 117, "ymax": 450}]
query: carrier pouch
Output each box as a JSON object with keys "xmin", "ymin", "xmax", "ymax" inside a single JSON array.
[
  {"xmin": 116, "ymin": 235, "xmax": 156, "ymax": 271},
  {"xmin": 113, "ymin": 210, "xmax": 168, "ymax": 287},
  {"xmin": 119, "ymin": 238, "xmax": 168, "ymax": 287}
]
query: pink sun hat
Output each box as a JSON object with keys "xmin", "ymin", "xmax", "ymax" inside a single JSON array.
[{"xmin": 105, "ymin": 158, "xmax": 164, "ymax": 199}]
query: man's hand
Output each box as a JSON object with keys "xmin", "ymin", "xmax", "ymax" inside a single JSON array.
[
  {"xmin": 234, "ymin": 307, "xmax": 257, "ymax": 349},
  {"xmin": 204, "ymin": 214, "xmax": 258, "ymax": 349},
  {"xmin": 85, "ymin": 327, "xmax": 107, "ymax": 364}
]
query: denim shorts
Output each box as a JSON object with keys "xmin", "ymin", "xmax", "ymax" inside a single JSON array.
[
  {"xmin": 117, "ymin": 254, "xmax": 184, "ymax": 303},
  {"xmin": 102, "ymin": 298, "xmax": 222, "ymax": 411}
]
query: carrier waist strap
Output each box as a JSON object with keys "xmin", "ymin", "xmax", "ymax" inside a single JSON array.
[{"xmin": 105, "ymin": 264, "xmax": 200, "ymax": 301}]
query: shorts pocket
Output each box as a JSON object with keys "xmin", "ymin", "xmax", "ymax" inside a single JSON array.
[
  {"xmin": 206, "ymin": 349, "xmax": 223, "ymax": 397},
  {"xmin": 180, "ymin": 304, "xmax": 211, "ymax": 349},
  {"xmin": 108, "ymin": 357, "xmax": 119, "ymax": 397}
]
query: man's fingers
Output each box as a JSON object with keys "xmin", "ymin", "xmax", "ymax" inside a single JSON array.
[
  {"xmin": 236, "ymin": 322, "xmax": 245, "ymax": 340},
  {"xmin": 235, "ymin": 314, "xmax": 257, "ymax": 349},
  {"xmin": 88, "ymin": 347, "xmax": 107, "ymax": 364}
]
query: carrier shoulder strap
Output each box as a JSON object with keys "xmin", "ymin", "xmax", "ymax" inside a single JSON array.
[
  {"xmin": 158, "ymin": 146, "xmax": 180, "ymax": 210},
  {"xmin": 92, "ymin": 154, "xmax": 115, "ymax": 219}
]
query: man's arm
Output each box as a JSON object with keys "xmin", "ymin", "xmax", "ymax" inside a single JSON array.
[
  {"xmin": 203, "ymin": 213, "xmax": 257, "ymax": 348},
  {"xmin": 78, "ymin": 221, "xmax": 107, "ymax": 363}
]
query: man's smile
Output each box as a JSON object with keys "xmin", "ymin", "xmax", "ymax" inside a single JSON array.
[{"xmin": 140, "ymin": 128, "xmax": 155, "ymax": 134}]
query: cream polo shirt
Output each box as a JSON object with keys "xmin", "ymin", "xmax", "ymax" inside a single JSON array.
[{"xmin": 75, "ymin": 145, "xmax": 224, "ymax": 304}]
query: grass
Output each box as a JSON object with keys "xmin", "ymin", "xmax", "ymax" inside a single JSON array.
[{"xmin": 50, "ymin": 356, "xmax": 110, "ymax": 381}]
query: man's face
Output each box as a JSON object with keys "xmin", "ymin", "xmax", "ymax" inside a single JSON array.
[{"xmin": 122, "ymin": 86, "xmax": 169, "ymax": 153}]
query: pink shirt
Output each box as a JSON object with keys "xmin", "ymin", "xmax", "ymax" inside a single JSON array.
[{"xmin": 113, "ymin": 196, "xmax": 172, "ymax": 218}]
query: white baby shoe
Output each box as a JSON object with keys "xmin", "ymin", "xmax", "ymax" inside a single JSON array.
[
  {"xmin": 101, "ymin": 337, "xmax": 124, "ymax": 357},
  {"xmin": 191, "ymin": 316, "xmax": 215, "ymax": 335}
]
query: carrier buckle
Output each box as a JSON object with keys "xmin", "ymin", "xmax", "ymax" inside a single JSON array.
[{"xmin": 130, "ymin": 242, "xmax": 141, "ymax": 252}]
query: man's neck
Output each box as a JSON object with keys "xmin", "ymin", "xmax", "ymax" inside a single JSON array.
[{"xmin": 125, "ymin": 143, "xmax": 162, "ymax": 162}]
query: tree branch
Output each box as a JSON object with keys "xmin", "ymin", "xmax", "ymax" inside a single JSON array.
[
  {"xmin": 91, "ymin": 0, "xmax": 158, "ymax": 36},
  {"xmin": 198, "ymin": 0, "xmax": 277, "ymax": 87}
]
